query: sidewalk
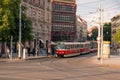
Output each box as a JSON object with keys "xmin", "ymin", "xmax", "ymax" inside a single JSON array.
[
  {"xmin": 92, "ymin": 55, "xmax": 120, "ymax": 69},
  {"xmin": 0, "ymin": 55, "xmax": 48, "ymax": 62},
  {"xmin": 0, "ymin": 48, "xmax": 48, "ymax": 62}
]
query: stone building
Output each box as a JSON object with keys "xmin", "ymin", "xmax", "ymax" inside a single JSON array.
[
  {"xmin": 111, "ymin": 14, "xmax": 120, "ymax": 47},
  {"xmin": 21, "ymin": 0, "xmax": 52, "ymax": 47},
  {"xmin": 51, "ymin": 0, "xmax": 76, "ymax": 42},
  {"xmin": 76, "ymin": 16, "xmax": 87, "ymax": 42}
]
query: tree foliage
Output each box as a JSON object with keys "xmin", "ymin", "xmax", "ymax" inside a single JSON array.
[
  {"xmin": 111, "ymin": 14, "xmax": 120, "ymax": 45},
  {"xmin": 103, "ymin": 22, "xmax": 111, "ymax": 41},
  {"xmin": 0, "ymin": 0, "xmax": 33, "ymax": 42},
  {"xmin": 87, "ymin": 22, "xmax": 111, "ymax": 41},
  {"xmin": 112, "ymin": 25, "xmax": 120, "ymax": 44},
  {"xmin": 0, "ymin": 0, "xmax": 11, "ymax": 41}
]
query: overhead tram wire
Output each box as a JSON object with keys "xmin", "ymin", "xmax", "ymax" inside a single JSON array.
[
  {"xmin": 77, "ymin": 0, "xmax": 119, "ymax": 10},
  {"xmin": 77, "ymin": 0, "xmax": 120, "ymax": 16},
  {"xmin": 77, "ymin": 1, "xmax": 100, "ymax": 16},
  {"xmin": 103, "ymin": 2, "xmax": 120, "ymax": 9},
  {"xmin": 105, "ymin": 7, "xmax": 120, "ymax": 12},
  {"xmin": 77, "ymin": 0, "xmax": 105, "ymax": 6},
  {"xmin": 77, "ymin": 0, "xmax": 108, "ymax": 16},
  {"xmin": 104, "ymin": 4, "xmax": 120, "ymax": 12}
]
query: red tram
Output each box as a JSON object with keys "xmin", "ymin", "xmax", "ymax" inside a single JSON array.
[{"xmin": 51, "ymin": 41, "xmax": 97, "ymax": 57}]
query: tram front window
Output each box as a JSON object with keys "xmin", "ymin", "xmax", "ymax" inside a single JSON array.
[{"xmin": 56, "ymin": 45, "xmax": 65, "ymax": 50}]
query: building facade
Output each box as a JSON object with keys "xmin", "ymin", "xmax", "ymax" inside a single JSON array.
[
  {"xmin": 111, "ymin": 14, "xmax": 120, "ymax": 47},
  {"xmin": 76, "ymin": 16, "xmax": 87, "ymax": 42},
  {"xmin": 51, "ymin": 0, "xmax": 76, "ymax": 41},
  {"xmin": 22, "ymin": 0, "xmax": 52, "ymax": 47}
]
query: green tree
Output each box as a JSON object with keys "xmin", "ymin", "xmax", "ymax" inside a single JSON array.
[
  {"xmin": 10, "ymin": 0, "xmax": 33, "ymax": 43},
  {"xmin": 0, "ymin": 0, "xmax": 33, "ymax": 43},
  {"xmin": 103, "ymin": 22, "xmax": 111, "ymax": 41},
  {"xmin": 111, "ymin": 14, "xmax": 120, "ymax": 45},
  {"xmin": 0, "ymin": 0, "xmax": 11, "ymax": 42},
  {"xmin": 87, "ymin": 22, "xmax": 111, "ymax": 41},
  {"xmin": 112, "ymin": 25, "xmax": 120, "ymax": 44}
]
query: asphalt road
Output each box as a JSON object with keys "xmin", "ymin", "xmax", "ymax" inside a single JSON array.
[{"xmin": 0, "ymin": 53, "xmax": 120, "ymax": 80}]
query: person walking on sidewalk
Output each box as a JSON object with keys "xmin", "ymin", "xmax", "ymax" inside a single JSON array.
[
  {"xmin": 47, "ymin": 41, "xmax": 51, "ymax": 58},
  {"xmin": 6, "ymin": 46, "xmax": 10, "ymax": 58}
]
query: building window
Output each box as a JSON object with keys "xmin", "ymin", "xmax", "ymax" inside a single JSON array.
[
  {"xmin": 53, "ymin": 4, "xmax": 74, "ymax": 12},
  {"xmin": 53, "ymin": 14, "xmax": 74, "ymax": 22},
  {"xmin": 52, "ymin": 24, "xmax": 75, "ymax": 31},
  {"xmin": 47, "ymin": 13, "xmax": 49, "ymax": 21}
]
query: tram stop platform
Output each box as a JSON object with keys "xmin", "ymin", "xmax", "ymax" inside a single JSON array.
[{"xmin": 92, "ymin": 55, "xmax": 120, "ymax": 69}]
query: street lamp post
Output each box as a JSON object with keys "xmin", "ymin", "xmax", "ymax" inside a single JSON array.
[{"xmin": 18, "ymin": 2, "xmax": 22, "ymax": 59}]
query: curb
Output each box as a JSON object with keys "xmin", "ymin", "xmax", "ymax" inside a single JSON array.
[
  {"xmin": 0, "ymin": 56, "xmax": 48, "ymax": 62},
  {"xmin": 25, "ymin": 56, "xmax": 48, "ymax": 60}
]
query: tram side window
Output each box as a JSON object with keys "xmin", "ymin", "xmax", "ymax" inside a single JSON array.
[
  {"xmin": 75, "ymin": 44, "xmax": 77, "ymax": 49},
  {"xmin": 80, "ymin": 44, "xmax": 82, "ymax": 48},
  {"xmin": 71, "ymin": 45, "xmax": 73, "ymax": 49},
  {"xmin": 77, "ymin": 44, "xmax": 79, "ymax": 48},
  {"xmin": 78, "ymin": 45, "xmax": 80, "ymax": 48},
  {"xmin": 85, "ymin": 44, "xmax": 88, "ymax": 48},
  {"xmin": 66, "ymin": 45, "xmax": 69, "ymax": 49},
  {"xmin": 86, "ymin": 44, "xmax": 88, "ymax": 48},
  {"xmin": 73, "ymin": 45, "xmax": 75, "ymax": 49},
  {"xmin": 71, "ymin": 45, "xmax": 72, "ymax": 49},
  {"xmin": 79, "ymin": 44, "xmax": 81, "ymax": 48},
  {"xmin": 66, "ymin": 45, "xmax": 70, "ymax": 49},
  {"xmin": 65, "ymin": 45, "xmax": 67, "ymax": 49},
  {"xmin": 78, "ymin": 44, "xmax": 80, "ymax": 48},
  {"xmin": 83, "ymin": 44, "xmax": 85, "ymax": 48}
]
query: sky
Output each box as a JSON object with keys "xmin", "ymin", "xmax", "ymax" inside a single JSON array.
[{"xmin": 76, "ymin": 0, "xmax": 120, "ymax": 28}]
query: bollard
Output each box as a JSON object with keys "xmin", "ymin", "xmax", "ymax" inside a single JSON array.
[{"xmin": 23, "ymin": 48, "xmax": 26, "ymax": 59}]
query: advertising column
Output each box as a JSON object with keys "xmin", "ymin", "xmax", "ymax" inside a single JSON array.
[{"xmin": 102, "ymin": 41, "xmax": 110, "ymax": 58}]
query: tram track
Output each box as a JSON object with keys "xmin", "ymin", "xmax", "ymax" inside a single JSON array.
[{"xmin": 38, "ymin": 52, "xmax": 97, "ymax": 72}]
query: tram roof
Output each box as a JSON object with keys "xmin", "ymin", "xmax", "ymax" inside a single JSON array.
[{"xmin": 53, "ymin": 41, "xmax": 90, "ymax": 45}]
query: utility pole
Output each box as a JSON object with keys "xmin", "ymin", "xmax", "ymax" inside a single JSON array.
[
  {"xmin": 97, "ymin": 0, "xmax": 103, "ymax": 60},
  {"xmin": 18, "ymin": 2, "xmax": 22, "ymax": 59},
  {"xmin": 100, "ymin": 4, "xmax": 103, "ymax": 62}
]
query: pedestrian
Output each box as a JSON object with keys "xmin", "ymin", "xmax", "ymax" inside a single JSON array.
[
  {"xmin": 6, "ymin": 46, "xmax": 10, "ymax": 58},
  {"xmin": 51, "ymin": 45, "xmax": 55, "ymax": 57},
  {"xmin": 47, "ymin": 41, "xmax": 52, "ymax": 58}
]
